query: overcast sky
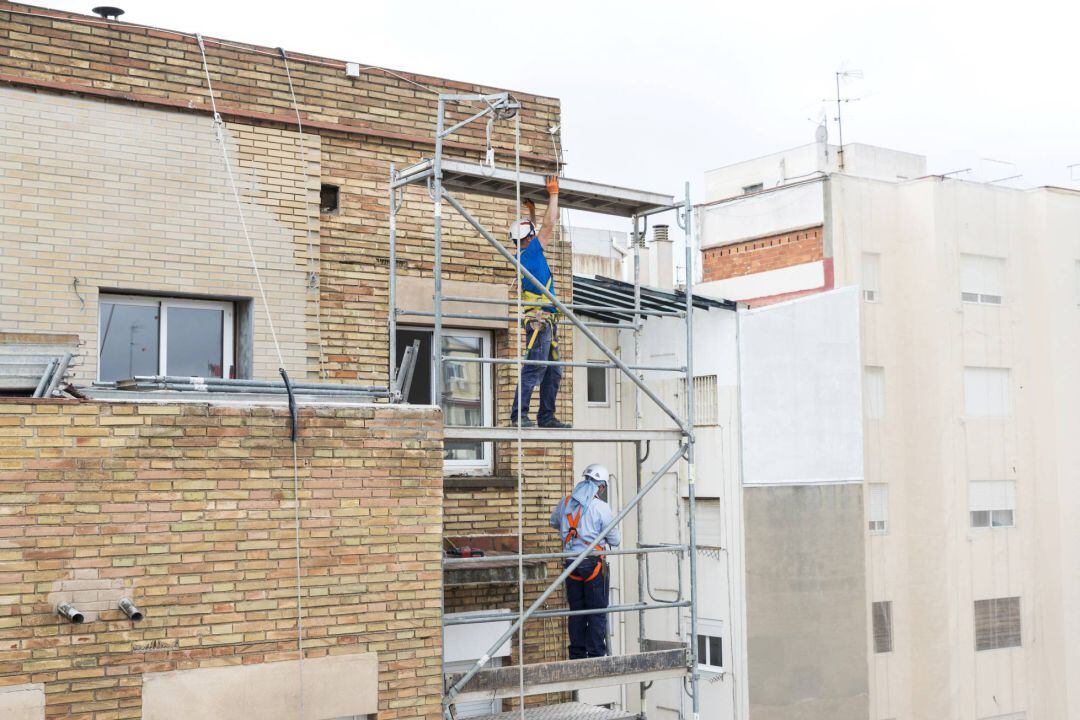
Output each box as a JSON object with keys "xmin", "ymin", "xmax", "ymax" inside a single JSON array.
[{"xmin": 48, "ymin": 0, "xmax": 1080, "ymax": 230}]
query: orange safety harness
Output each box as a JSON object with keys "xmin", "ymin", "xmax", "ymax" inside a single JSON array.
[{"xmin": 563, "ymin": 494, "xmax": 605, "ymax": 582}]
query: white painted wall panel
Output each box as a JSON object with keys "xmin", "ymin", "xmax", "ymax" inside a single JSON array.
[{"xmin": 738, "ymin": 287, "xmax": 863, "ymax": 485}]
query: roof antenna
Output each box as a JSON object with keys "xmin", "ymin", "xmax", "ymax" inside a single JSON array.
[{"xmin": 92, "ymin": 6, "xmax": 124, "ymax": 20}]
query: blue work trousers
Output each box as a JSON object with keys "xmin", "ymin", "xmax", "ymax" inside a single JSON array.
[
  {"xmin": 564, "ymin": 557, "xmax": 609, "ymax": 659},
  {"xmin": 509, "ymin": 318, "xmax": 561, "ymax": 424}
]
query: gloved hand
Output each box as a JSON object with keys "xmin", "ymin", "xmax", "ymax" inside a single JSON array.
[
  {"xmin": 546, "ymin": 175, "xmax": 559, "ymax": 195},
  {"xmin": 524, "ymin": 199, "xmax": 536, "ymax": 212}
]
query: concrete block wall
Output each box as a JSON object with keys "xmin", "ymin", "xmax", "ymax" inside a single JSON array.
[
  {"xmin": 701, "ymin": 226, "xmax": 823, "ymax": 281},
  {"xmin": 0, "ymin": 398, "xmax": 443, "ymax": 719}
]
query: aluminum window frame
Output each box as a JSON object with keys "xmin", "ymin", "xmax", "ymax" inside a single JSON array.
[
  {"xmin": 693, "ymin": 617, "xmax": 725, "ymax": 673},
  {"xmin": 585, "ymin": 361, "xmax": 610, "ymax": 407},
  {"xmin": 401, "ymin": 325, "xmax": 494, "ymax": 475},
  {"xmin": 98, "ymin": 293, "xmax": 235, "ymax": 382}
]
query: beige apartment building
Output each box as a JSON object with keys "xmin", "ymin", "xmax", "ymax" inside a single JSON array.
[{"xmin": 696, "ymin": 139, "xmax": 1080, "ymax": 720}]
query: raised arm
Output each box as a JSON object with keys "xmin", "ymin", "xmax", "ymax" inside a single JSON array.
[{"xmin": 536, "ymin": 175, "xmax": 559, "ymax": 246}]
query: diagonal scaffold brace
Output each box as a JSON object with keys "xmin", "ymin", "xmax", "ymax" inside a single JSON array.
[{"xmin": 440, "ymin": 189, "xmax": 691, "ymax": 436}]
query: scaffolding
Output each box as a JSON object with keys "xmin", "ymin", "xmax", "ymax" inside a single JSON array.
[{"xmin": 387, "ymin": 92, "xmax": 701, "ymax": 720}]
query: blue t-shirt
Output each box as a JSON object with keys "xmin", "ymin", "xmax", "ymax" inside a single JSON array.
[{"xmin": 517, "ymin": 239, "xmax": 555, "ymax": 300}]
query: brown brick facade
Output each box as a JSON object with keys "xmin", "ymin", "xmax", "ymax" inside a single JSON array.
[
  {"xmin": 0, "ymin": 2, "xmax": 576, "ymax": 716},
  {"xmin": 701, "ymin": 226, "xmax": 823, "ymax": 281},
  {"xmin": 0, "ymin": 398, "xmax": 443, "ymax": 719}
]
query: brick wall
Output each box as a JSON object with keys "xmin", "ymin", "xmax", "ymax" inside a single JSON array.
[
  {"xmin": 0, "ymin": 398, "xmax": 443, "ymax": 719},
  {"xmin": 0, "ymin": 1, "xmax": 576, "ymax": 702},
  {"xmin": 0, "ymin": 86, "xmax": 321, "ymax": 382},
  {"xmin": 701, "ymin": 226, "xmax": 823, "ymax": 281}
]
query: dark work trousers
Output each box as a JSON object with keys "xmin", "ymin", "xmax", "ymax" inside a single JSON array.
[
  {"xmin": 509, "ymin": 317, "xmax": 561, "ymax": 424},
  {"xmin": 564, "ymin": 556, "xmax": 609, "ymax": 659}
]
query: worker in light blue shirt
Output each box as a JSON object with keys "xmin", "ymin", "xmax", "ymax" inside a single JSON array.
[{"xmin": 550, "ymin": 464, "xmax": 620, "ymax": 659}]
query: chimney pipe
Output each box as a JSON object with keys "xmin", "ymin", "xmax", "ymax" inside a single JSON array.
[{"xmin": 652, "ymin": 225, "xmax": 673, "ymax": 290}]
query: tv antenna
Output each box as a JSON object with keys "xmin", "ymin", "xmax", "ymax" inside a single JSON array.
[{"xmin": 831, "ymin": 69, "xmax": 862, "ymax": 171}]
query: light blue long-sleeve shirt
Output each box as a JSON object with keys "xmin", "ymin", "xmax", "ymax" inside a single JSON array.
[{"xmin": 550, "ymin": 495, "xmax": 621, "ymax": 554}]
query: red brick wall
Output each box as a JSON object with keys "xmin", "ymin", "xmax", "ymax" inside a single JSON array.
[
  {"xmin": 0, "ymin": 398, "xmax": 443, "ymax": 720},
  {"xmin": 701, "ymin": 226, "xmax": 823, "ymax": 281}
]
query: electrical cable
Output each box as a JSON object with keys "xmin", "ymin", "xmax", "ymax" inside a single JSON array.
[{"xmin": 278, "ymin": 46, "xmax": 327, "ymax": 379}]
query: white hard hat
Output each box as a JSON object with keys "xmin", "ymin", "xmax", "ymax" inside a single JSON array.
[
  {"xmin": 582, "ymin": 463, "xmax": 610, "ymax": 485},
  {"xmin": 508, "ymin": 218, "xmax": 536, "ymax": 242}
]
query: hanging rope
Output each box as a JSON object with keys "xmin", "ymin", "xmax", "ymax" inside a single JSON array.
[
  {"xmin": 197, "ymin": 34, "xmax": 304, "ymax": 720},
  {"xmin": 278, "ymin": 47, "xmax": 327, "ymax": 380}
]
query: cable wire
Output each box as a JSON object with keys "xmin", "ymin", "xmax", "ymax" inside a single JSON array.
[{"xmin": 197, "ymin": 34, "xmax": 303, "ymax": 720}]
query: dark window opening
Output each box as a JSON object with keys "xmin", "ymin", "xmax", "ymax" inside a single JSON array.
[{"xmin": 320, "ymin": 184, "xmax": 340, "ymax": 213}]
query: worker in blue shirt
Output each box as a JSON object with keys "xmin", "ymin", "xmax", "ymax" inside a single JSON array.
[
  {"xmin": 550, "ymin": 464, "xmax": 620, "ymax": 659},
  {"xmin": 508, "ymin": 175, "xmax": 570, "ymax": 429}
]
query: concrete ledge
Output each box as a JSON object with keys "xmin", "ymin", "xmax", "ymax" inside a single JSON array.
[
  {"xmin": 142, "ymin": 652, "xmax": 378, "ymax": 720},
  {"xmin": 0, "ymin": 683, "xmax": 45, "ymax": 720}
]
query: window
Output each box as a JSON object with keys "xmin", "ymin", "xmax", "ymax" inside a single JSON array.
[
  {"xmin": 969, "ymin": 480, "xmax": 1016, "ymax": 528},
  {"xmin": 974, "ymin": 596, "xmax": 1021, "ymax": 651},
  {"xmin": 872, "ymin": 601, "xmax": 893, "ymax": 653},
  {"xmin": 868, "ymin": 483, "xmax": 889, "ymax": 534},
  {"xmin": 741, "ymin": 183, "xmax": 763, "ymax": 195},
  {"xmin": 586, "ymin": 362, "xmax": 608, "ymax": 405},
  {"xmin": 963, "ymin": 367, "xmax": 1011, "ymax": 417},
  {"xmin": 863, "ymin": 366, "xmax": 885, "ymax": 420},
  {"xmin": 684, "ymin": 498, "xmax": 722, "ymax": 547},
  {"xmin": 395, "ymin": 327, "xmax": 493, "ymax": 472},
  {"xmin": 695, "ymin": 618, "xmax": 724, "ymax": 672},
  {"xmin": 862, "ymin": 252, "xmax": 881, "ymax": 302},
  {"xmin": 444, "ymin": 658, "xmax": 504, "ymax": 717},
  {"xmin": 680, "ymin": 374, "xmax": 719, "ymax": 425},
  {"xmin": 960, "ymin": 253, "xmax": 1005, "ymax": 305},
  {"xmin": 320, "ymin": 184, "xmax": 340, "ymax": 213},
  {"xmin": 98, "ymin": 294, "xmax": 235, "ymax": 382}
]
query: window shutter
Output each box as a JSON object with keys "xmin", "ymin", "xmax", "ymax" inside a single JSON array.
[
  {"xmin": 872, "ymin": 601, "xmax": 893, "ymax": 653},
  {"xmin": 864, "ymin": 367, "xmax": 885, "ymax": 420},
  {"xmin": 862, "ymin": 253, "xmax": 881, "ymax": 300},
  {"xmin": 963, "ymin": 367, "xmax": 1011, "ymax": 417},
  {"xmin": 969, "ymin": 480, "xmax": 1016, "ymax": 513},
  {"xmin": 974, "ymin": 597, "xmax": 1021, "ymax": 651},
  {"xmin": 868, "ymin": 484, "xmax": 888, "ymax": 525}
]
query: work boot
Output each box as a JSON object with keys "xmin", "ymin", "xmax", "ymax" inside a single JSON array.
[
  {"xmin": 539, "ymin": 418, "xmax": 572, "ymax": 429},
  {"xmin": 508, "ymin": 417, "xmax": 536, "ymax": 428}
]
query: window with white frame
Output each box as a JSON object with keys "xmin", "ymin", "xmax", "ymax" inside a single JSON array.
[
  {"xmin": 742, "ymin": 182, "xmax": 763, "ymax": 195},
  {"xmin": 98, "ymin": 294, "xmax": 235, "ymax": 382},
  {"xmin": 862, "ymin": 252, "xmax": 881, "ymax": 303},
  {"xmin": 863, "ymin": 366, "xmax": 885, "ymax": 420},
  {"xmin": 969, "ymin": 480, "xmax": 1016, "ymax": 528},
  {"xmin": 960, "ymin": 253, "xmax": 1005, "ymax": 305},
  {"xmin": 695, "ymin": 618, "xmax": 724, "ymax": 672},
  {"xmin": 974, "ymin": 596, "xmax": 1021, "ymax": 651},
  {"xmin": 872, "ymin": 600, "xmax": 893, "ymax": 653},
  {"xmin": 586, "ymin": 362, "xmax": 608, "ymax": 405},
  {"xmin": 395, "ymin": 327, "xmax": 493, "ymax": 473},
  {"xmin": 868, "ymin": 483, "xmax": 889, "ymax": 534},
  {"xmin": 963, "ymin": 367, "xmax": 1011, "ymax": 417}
]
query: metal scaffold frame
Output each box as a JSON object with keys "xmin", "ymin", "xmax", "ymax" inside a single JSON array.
[{"xmin": 387, "ymin": 91, "xmax": 700, "ymax": 720}]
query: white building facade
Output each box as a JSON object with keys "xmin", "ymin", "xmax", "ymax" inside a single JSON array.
[{"xmin": 697, "ymin": 141, "xmax": 1080, "ymax": 720}]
